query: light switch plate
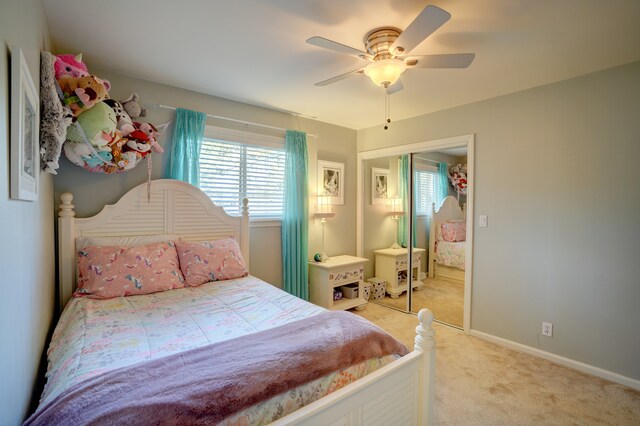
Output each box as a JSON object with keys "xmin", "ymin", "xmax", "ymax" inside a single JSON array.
[{"xmin": 479, "ymin": 215, "xmax": 488, "ymax": 228}]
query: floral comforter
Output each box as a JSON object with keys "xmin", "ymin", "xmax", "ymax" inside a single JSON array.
[
  {"xmin": 41, "ymin": 275, "xmax": 399, "ymax": 424},
  {"xmin": 435, "ymin": 240, "xmax": 466, "ymax": 270}
]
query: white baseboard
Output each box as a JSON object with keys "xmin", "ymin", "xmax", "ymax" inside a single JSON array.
[{"xmin": 469, "ymin": 329, "xmax": 640, "ymax": 391}]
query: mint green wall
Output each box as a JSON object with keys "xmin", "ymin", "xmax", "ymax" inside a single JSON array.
[
  {"xmin": 0, "ymin": 1, "xmax": 55, "ymax": 424},
  {"xmin": 358, "ymin": 61, "xmax": 640, "ymax": 381}
]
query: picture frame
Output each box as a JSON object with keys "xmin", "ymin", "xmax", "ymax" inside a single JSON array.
[
  {"xmin": 371, "ymin": 167, "xmax": 389, "ymax": 205},
  {"xmin": 318, "ymin": 160, "xmax": 344, "ymax": 205},
  {"xmin": 10, "ymin": 46, "xmax": 40, "ymax": 201}
]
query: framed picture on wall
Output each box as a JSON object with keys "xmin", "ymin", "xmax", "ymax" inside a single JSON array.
[
  {"xmin": 318, "ymin": 160, "xmax": 344, "ymax": 205},
  {"xmin": 371, "ymin": 167, "xmax": 389, "ymax": 205},
  {"xmin": 10, "ymin": 46, "xmax": 40, "ymax": 201}
]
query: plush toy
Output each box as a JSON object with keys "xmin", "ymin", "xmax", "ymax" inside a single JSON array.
[
  {"xmin": 54, "ymin": 53, "xmax": 89, "ymax": 80},
  {"xmin": 63, "ymin": 141, "xmax": 93, "ymax": 166},
  {"xmin": 66, "ymin": 101, "xmax": 117, "ymax": 148},
  {"xmin": 135, "ymin": 122, "xmax": 163, "ymax": 153},
  {"xmin": 103, "ymin": 99, "xmax": 133, "ymax": 132},
  {"xmin": 57, "ymin": 75, "xmax": 111, "ymax": 117},
  {"xmin": 125, "ymin": 138, "xmax": 152, "ymax": 156},
  {"xmin": 120, "ymin": 93, "xmax": 146, "ymax": 119}
]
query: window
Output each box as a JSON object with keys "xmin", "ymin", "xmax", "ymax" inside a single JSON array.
[
  {"xmin": 199, "ymin": 127, "xmax": 285, "ymax": 219},
  {"xmin": 414, "ymin": 166, "xmax": 439, "ymax": 216}
]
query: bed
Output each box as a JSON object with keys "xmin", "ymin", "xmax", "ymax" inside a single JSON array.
[
  {"xmin": 428, "ymin": 196, "xmax": 467, "ymax": 282},
  {"xmin": 29, "ymin": 179, "xmax": 436, "ymax": 425}
]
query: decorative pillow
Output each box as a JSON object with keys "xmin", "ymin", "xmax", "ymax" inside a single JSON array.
[
  {"xmin": 440, "ymin": 221, "xmax": 466, "ymax": 242},
  {"xmin": 75, "ymin": 241, "xmax": 185, "ymax": 299},
  {"xmin": 175, "ymin": 238, "xmax": 248, "ymax": 287}
]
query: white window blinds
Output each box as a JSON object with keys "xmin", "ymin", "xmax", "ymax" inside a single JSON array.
[
  {"xmin": 414, "ymin": 167, "xmax": 438, "ymax": 216},
  {"xmin": 199, "ymin": 135, "xmax": 285, "ymax": 218}
]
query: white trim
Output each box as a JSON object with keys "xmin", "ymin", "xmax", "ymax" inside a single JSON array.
[
  {"xmin": 358, "ymin": 134, "xmax": 472, "ymax": 160},
  {"xmin": 357, "ymin": 133, "xmax": 474, "ymax": 333},
  {"xmin": 204, "ymin": 124, "xmax": 284, "ymax": 149},
  {"xmin": 470, "ymin": 329, "xmax": 640, "ymax": 391},
  {"xmin": 249, "ymin": 219, "xmax": 281, "ymax": 228}
]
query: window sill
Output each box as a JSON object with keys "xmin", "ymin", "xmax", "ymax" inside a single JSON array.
[{"xmin": 250, "ymin": 219, "xmax": 282, "ymax": 228}]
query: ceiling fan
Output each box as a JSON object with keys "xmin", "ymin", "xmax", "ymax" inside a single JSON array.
[{"xmin": 307, "ymin": 4, "xmax": 475, "ymax": 94}]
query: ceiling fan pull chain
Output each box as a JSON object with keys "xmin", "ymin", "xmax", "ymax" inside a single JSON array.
[{"xmin": 384, "ymin": 91, "xmax": 391, "ymax": 130}]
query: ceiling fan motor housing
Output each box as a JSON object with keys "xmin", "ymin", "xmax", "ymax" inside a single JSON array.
[{"xmin": 364, "ymin": 27, "xmax": 402, "ymax": 60}]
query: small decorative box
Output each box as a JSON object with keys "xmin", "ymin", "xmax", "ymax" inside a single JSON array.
[
  {"xmin": 333, "ymin": 289, "xmax": 342, "ymax": 301},
  {"xmin": 363, "ymin": 282, "xmax": 371, "ymax": 301},
  {"xmin": 367, "ymin": 277, "xmax": 387, "ymax": 300}
]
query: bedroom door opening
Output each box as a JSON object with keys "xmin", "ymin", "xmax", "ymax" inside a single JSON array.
[{"xmin": 357, "ymin": 134, "xmax": 474, "ymax": 332}]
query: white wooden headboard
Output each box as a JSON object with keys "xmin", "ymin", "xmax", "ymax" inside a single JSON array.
[
  {"xmin": 58, "ymin": 179, "xmax": 249, "ymax": 310},
  {"xmin": 428, "ymin": 196, "xmax": 465, "ymax": 278}
]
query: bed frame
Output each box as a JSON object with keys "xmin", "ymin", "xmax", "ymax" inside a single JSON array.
[
  {"xmin": 428, "ymin": 196, "xmax": 466, "ymax": 281},
  {"xmin": 57, "ymin": 179, "xmax": 436, "ymax": 425}
]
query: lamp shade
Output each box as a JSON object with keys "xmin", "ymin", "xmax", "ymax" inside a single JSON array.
[
  {"xmin": 315, "ymin": 194, "xmax": 335, "ymax": 218},
  {"xmin": 388, "ymin": 197, "xmax": 404, "ymax": 216},
  {"xmin": 364, "ymin": 59, "xmax": 407, "ymax": 87}
]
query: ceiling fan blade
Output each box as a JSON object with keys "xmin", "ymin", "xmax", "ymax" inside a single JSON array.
[
  {"xmin": 385, "ymin": 79, "xmax": 404, "ymax": 94},
  {"xmin": 314, "ymin": 68, "xmax": 364, "ymax": 86},
  {"xmin": 306, "ymin": 36, "xmax": 372, "ymax": 60},
  {"xmin": 406, "ymin": 53, "xmax": 475, "ymax": 69},
  {"xmin": 390, "ymin": 5, "xmax": 451, "ymax": 56}
]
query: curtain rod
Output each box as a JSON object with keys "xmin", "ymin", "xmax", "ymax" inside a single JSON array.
[{"xmin": 151, "ymin": 103, "xmax": 318, "ymax": 139}]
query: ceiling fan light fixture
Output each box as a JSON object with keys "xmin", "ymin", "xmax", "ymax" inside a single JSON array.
[{"xmin": 364, "ymin": 59, "xmax": 407, "ymax": 87}]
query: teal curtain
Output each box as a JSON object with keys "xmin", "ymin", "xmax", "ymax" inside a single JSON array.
[
  {"xmin": 437, "ymin": 162, "xmax": 449, "ymax": 207},
  {"xmin": 397, "ymin": 155, "xmax": 417, "ymax": 247},
  {"xmin": 167, "ymin": 108, "xmax": 206, "ymax": 185},
  {"xmin": 282, "ymin": 130, "xmax": 309, "ymax": 300}
]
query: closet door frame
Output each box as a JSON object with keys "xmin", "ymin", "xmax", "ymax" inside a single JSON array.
[{"xmin": 356, "ymin": 134, "xmax": 475, "ymax": 333}]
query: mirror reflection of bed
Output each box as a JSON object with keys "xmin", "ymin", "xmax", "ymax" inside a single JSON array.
[{"xmin": 362, "ymin": 148, "xmax": 468, "ymax": 328}]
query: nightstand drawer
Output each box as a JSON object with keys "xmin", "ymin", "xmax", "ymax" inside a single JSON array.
[
  {"xmin": 329, "ymin": 266, "xmax": 364, "ymax": 286},
  {"xmin": 395, "ymin": 254, "xmax": 421, "ymax": 270}
]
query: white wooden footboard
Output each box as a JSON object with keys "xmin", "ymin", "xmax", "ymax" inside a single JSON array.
[{"xmin": 273, "ymin": 309, "xmax": 436, "ymax": 426}]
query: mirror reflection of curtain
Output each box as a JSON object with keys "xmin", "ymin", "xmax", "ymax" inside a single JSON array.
[
  {"xmin": 437, "ymin": 162, "xmax": 449, "ymax": 208},
  {"xmin": 398, "ymin": 154, "xmax": 417, "ymax": 247}
]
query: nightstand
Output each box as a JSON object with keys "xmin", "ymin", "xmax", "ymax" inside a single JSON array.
[
  {"xmin": 309, "ymin": 255, "xmax": 369, "ymax": 310},
  {"xmin": 373, "ymin": 248, "xmax": 425, "ymax": 298}
]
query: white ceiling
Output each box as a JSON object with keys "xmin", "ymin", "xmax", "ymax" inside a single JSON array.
[{"xmin": 42, "ymin": 0, "xmax": 640, "ymax": 130}]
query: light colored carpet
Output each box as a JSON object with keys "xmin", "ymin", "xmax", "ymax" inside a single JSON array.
[
  {"xmin": 376, "ymin": 276, "xmax": 464, "ymax": 327},
  {"xmin": 355, "ymin": 303, "xmax": 640, "ymax": 425}
]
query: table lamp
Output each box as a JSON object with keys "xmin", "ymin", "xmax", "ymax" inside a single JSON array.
[
  {"xmin": 314, "ymin": 194, "xmax": 335, "ymax": 261},
  {"xmin": 387, "ymin": 197, "xmax": 404, "ymax": 249}
]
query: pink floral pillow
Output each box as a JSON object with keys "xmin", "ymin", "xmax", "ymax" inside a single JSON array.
[
  {"xmin": 75, "ymin": 241, "xmax": 185, "ymax": 299},
  {"xmin": 440, "ymin": 221, "xmax": 466, "ymax": 242},
  {"xmin": 175, "ymin": 238, "xmax": 248, "ymax": 287}
]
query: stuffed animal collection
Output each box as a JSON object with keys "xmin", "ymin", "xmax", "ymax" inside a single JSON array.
[
  {"xmin": 47, "ymin": 52, "xmax": 164, "ymax": 174},
  {"xmin": 448, "ymin": 164, "xmax": 468, "ymax": 195}
]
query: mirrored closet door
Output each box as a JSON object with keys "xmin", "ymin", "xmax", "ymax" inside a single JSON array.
[{"xmin": 361, "ymin": 147, "xmax": 469, "ymax": 328}]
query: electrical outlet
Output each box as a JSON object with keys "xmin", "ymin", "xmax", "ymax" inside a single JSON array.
[{"xmin": 542, "ymin": 322, "xmax": 553, "ymax": 337}]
